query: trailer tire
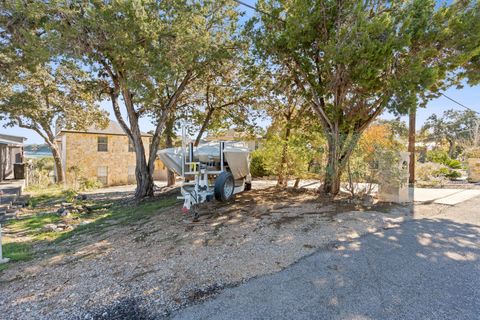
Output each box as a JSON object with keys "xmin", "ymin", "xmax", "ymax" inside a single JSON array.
[{"xmin": 214, "ymin": 171, "xmax": 235, "ymax": 201}]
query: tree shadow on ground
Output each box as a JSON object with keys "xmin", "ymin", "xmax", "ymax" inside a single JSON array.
[{"xmin": 168, "ymin": 216, "xmax": 480, "ymax": 320}]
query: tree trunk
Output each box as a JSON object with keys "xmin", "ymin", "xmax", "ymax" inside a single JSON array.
[
  {"xmin": 293, "ymin": 177, "xmax": 300, "ymax": 188},
  {"xmin": 165, "ymin": 115, "xmax": 176, "ymax": 187},
  {"xmin": 323, "ymin": 128, "xmax": 360, "ymax": 196},
  {"xmin": 50, "ymin": 143, "xmax": 64, "ymax": 184},
  {"xmin": 131, "ymin": 132, "xmax": 155, "ymax": 199},
  {"xmin": 323, "ymin": 139, "xmax": 343, "ymax": 195},
  {"xmin": 408, "ymin": 107, "xmax": 416, "ymax": 185},
  {"xmin": 277, "ymin": 119, "xmax": 292, "ymax": 188},
  {"xmin": 194, "ymin": 107, "xmax": 215, "ymax": 146},
  {"xmin": 447, "ymin": 138, "xmax": 455, "ymax": 158},
  {"xmin": 122, "ymin": 105, "xmax": 154, "ymax": 199},
  {"xmin": 135, "ymin": 160, "xmax": 155, "ymax": 199}
]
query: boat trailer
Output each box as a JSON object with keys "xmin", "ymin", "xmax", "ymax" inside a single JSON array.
[{"xmin": 158, "ymin": 125, "xmax": 252, "ymax": 220}]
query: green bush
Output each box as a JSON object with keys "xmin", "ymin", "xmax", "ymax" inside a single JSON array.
[
  {"xmin": 79, "ymin": 177, "xmax": 103, "ymax": 191},
  {"xmin": 426, "ymin": 150, "xmax": 450, "ymax": 164},
  {"xmin": 445, "ymin": 159, "xmax": 462, "ymax": 169},
  {"xmin": 250, "ymin": 152, "xmax": 270, "ymax": 177},
  {"xmin": 62, "ymin": 188, "xmax": 78, "ymax": 202},
  {"xmin": 433, "ymin": 167, "xmax": 450, "ymax": 176},
  {"xmin": 426, "ymin": 150, "xmax": 463, "ymax": 169},
  {"xmin": 445, "ymin": 170, "xmax": 462, "ymax": 179}
]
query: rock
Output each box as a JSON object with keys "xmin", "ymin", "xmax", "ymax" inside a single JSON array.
[
  {"xmin": 42, "ymin": 224, "xmax": 59, "ymax": 232},
  {"xmin": 362, "ymin": 195, "xmax": 375, "ymax": 207},
  {"xmin": 56, "ymin": 223, "xmax": 73, "ymax": 231},
  {"xmin": 77, "ymin": 194, "xmax": 88, "ymax": 201},
  {"xmin": 60, "ymin": 210, "xmax": 70, "ymax": 217},
  {"xmin": 6, "ymin": 207, "xmax": 18, "ymax": 213}
]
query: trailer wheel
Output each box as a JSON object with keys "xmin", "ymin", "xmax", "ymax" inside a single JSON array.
[{"xmin": 214, "ymin": 171, "xmax": 235, "ymax": 201}]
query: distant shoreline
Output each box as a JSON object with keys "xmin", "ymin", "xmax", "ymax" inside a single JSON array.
[{"xmin": 24, "ymin": 151, "xmax": 52, "ymax": 159}]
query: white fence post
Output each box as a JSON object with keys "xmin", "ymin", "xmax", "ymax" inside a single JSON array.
[{"xmin": 0, "ymin": 224, "xmax": 9, "ymax": 264}]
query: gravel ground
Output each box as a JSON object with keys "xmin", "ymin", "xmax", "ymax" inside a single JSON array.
[
  {"xmin": 170, "ymin": 196, "xmax": 480, "ymax": 320},
  {"xmin": 0, "ymin": 187, "xmax": 411, "ymax": 319}
]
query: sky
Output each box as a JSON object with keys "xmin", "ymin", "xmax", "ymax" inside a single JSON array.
[{"xmin": 2, "ymin": 0, "xmax": 479, "ymax": 144}]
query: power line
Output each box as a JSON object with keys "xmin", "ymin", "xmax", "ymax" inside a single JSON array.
[
  {"xmin": 440, "ymin": 92, "xmax": 480, "ymax": 115},
  {"xmin": 234, "ymin": 0, "xmax": 477, "ymax": 118},
  {"xmin": 232, "ymin": 0, "xmax": 285, "ymax": 23}
]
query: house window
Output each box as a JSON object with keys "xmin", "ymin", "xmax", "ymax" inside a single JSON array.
[
  {"xmin": 128, "ymin": 165, "xmax": 136, "ymax": 184},
  {"xmin": 98, "ymin": 136, "xmax": 108, "ymax": 152},
  {"xmin": 128, "ymin": 139, "xmax": 134, "ymax": 152},
  {"xmin": 97, "ymin": 166, "xmax": 108, "ymax": 185}
]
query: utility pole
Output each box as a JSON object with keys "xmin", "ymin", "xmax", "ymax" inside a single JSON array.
[{"xmin": 408, "ymin": 107, "xmax": 416, "ymax": 185}]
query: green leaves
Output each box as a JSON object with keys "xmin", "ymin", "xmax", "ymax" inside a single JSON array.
[
  {"xmin": 0, "ymin": 62, "xmax": 109, "ymax": 135},
  {"xmin": 252, "ymin": 0, "xmax": 476, "ymax": 124}
]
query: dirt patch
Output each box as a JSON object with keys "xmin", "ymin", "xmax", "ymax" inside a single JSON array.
[{"xmin": 0, "ymin": 187, "xmax": 410, "ymax": 319}]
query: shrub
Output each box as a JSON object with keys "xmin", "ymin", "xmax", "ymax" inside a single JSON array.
[
  {"xmin": 250, "ymin": 151, "xmax": 270, "ymax": 177},
  {"xmin": 426, "ymin": 150, "xmax": 463, "ymax": 169},
  {"xmin": 79, "ymin": 177, "xmax": 103, "ymax": 191},
  {"xmin": 433, "ymin": 166, "xmax": 451, "ymax": 176},
  {"xmin": 445, "ymin": 170, "xmax": 462, "ymax": 179},
  {"xmin": 62, "ymin": 188, "xmax": 78, "ymax": 202},
  {"xmin": 416, "ymin": 162, "xmax": 447, "ymax": 187},
  {"xmin": 426, "ymin": 150, "xmax": 450, "ymax": 164},
  {"xmin": 445, "ymin": 159, "xmax": 463, "ymax": 169}
]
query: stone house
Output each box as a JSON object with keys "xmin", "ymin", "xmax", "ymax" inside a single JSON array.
[
  {"xmin": 0, "ymin": 133, "xmax": 26, "ymax": 181},
  {"xmin": 56, "ymin": 121, "xmax": 167, "ymax": 186}
]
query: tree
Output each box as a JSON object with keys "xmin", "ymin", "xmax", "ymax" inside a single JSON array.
[
  {"xmin": 422, "ymin": 109, "xmax": 480, "ymax": 157},
  {"xmin": 261, "ymin": 70, "xmax": 311, "ymax": 186},
  {"xmin": 375, "ymin": 118, "xmax": 408, "ymax": 141},
  {"xmin": 178, "ymin": 55, "xmax": 264, "ymax": 147},
  {"xmin": 254, "ymin": 112, "xmax": 325, "ymax": 187},
  {"xmin": 0, "ymin": 62, "xmax": 108, "ymax": 183},
  {"xmin": 450, "ymin": 0, "xmax": 480, "ymax": 86},
  {"xmin": 346, "ymin": 123, "xmax": 405, "ymax": 196},
  {"xmin": 44, "ymin": 0, "xmax": 240, "ymax": 198},
  {"xmin": 249, "ymin": 0, "xmax": 475, "ymax": 195}
]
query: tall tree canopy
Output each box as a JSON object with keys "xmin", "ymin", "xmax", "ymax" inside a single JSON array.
[
  {"xmin": 40, "ymin": 0, "xmax": 240, "ymax": 198},
  {"xmin": 249, "ymin": 0, "xmax": 479, "ymax": 194},
  {"xmin": 0, "ymin": 62, "xmax": 108, "ymax": 183},
  {"xmin": 422, "ymin": 109, "xmax": 480, "ymax": 156},
  {"xmin": 0, "ymin": 4, "xmax": 108, "ymax": 183}
]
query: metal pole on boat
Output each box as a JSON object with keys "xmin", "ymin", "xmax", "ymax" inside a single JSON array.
[
  {"xmin": 220, "ymin": 141, "xmax": 224, "ymax": 172},
  {"xmin": 189, "ymin": 143, "xmax": 194, "ymax": 163},
  {"xmin": 181, "ymin": 123, "xmax": 186, "ymax": 178}
]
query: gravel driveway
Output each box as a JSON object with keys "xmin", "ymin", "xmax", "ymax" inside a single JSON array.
[{"xmin": 170, "ymin": 196, "xmax": 480, "ymax": 320}]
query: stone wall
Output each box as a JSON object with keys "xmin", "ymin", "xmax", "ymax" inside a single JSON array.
[{"xmin": 63, "ymin": 132, "xmax": 167, "ymax": 186}]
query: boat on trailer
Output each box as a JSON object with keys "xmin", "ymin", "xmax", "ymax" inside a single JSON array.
[{"xmin": 158, "ymin": 125, "xmax": 252, "ymax": 220}]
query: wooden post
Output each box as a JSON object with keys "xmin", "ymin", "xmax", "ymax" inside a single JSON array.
[{"xmin": 408, "ymin": 107, "xmax": 416, "ymax": 185}]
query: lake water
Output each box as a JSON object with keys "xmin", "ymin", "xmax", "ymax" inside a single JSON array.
[{"xmin": 25, "ymin": 152, "xmax": 53, "ymax": 159}]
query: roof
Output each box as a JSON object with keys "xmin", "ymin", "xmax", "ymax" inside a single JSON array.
[
  {"xmin": 58, "ymin": 120, "xmax": 152, "ymax": 137},
  {"xmin": 0, "ymin": 133, "xmax": 27, "ymax": 146}
]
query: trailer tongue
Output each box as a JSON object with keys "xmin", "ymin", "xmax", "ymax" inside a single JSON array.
[{"xmin": 158, "ymin": 126, "xmax": 251, "ymax": 221}]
